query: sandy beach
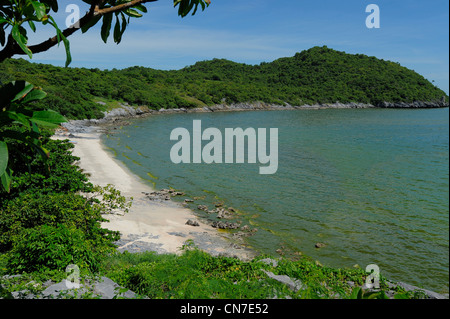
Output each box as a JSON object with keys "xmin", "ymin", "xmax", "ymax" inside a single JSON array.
[{"xmin": 52, "ymin": 125, "xmax": 254, "ymax": 260}]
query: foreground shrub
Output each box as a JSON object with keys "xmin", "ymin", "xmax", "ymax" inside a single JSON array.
[
  {"xmin": 6, "ymin": 224, "xmax": 111, "ymax": 274},
  {"xmin": 0, "ymin": 192, "xmax": 122, "ymax": 252}
]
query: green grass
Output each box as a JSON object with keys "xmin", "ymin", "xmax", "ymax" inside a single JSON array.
[
  {"xmin": 0, "ymin": 247, "xmax": 428, "ymax": 299},
  {"xmin": 98, "ymin": 245, "xmax": 404, "ymax": 299}
]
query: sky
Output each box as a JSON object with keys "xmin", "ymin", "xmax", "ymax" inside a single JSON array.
[{"xmin": 12, "ymin": 0, "xmax": 450, "ymax": 94}]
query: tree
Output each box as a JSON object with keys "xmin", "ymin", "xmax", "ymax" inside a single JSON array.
[
  {"xmin": 0, "ymin": 0, "xmax": 211, "ymax": 192},
  {"xmin": 0, "ymin": 0, "xmax": 211, "ymax": 66}
]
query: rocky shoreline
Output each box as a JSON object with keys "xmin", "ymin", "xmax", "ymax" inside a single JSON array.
[{"xmin": 61, "ymin": 99, "xmax": 449, "ymax": 133}]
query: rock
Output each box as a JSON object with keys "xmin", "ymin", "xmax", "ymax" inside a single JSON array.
[
  {"xmin": 145, "ymin": 190, "xmax": 174, "ymax": 202},
  {"xmin": 315, "ymin": 243, "xmax": 326, "ymax": 249},
  {"xmin": 93, "ymin": 277, "xmax": 136, "ymax": 299},
  {"xmin": 259, "ymin": 258, "xmax": 279, "ymax": 268},
  {"xmin": 216, "ymin": 208, "xmax": 232, "ymax": 219},
  {"xmin": 396, "ymin": 282, "xmax": 448, "ymax": 299},
  {"xmin": 186, "ymin": 219, "xmax": 200, "ymax": 227},
  {"xmin": 197, "ymin": 205, "xmax": 209, "ymax": 211},
  {"xmin": 241, "ymin": 225, "xmax": 257, "ymax": 232},
  {"xmin": 39, "ymin": 277, "xmax": 136, "ymax": 299},
  {"xmin": 211, "ymin": 221, "xmax": 240, "ymax": 230},
  {"xmin": 167, "ymin": 232, "xmax": 187, "ymax": 238},
  {"xmin": 41, "ymin": 280, "xmax": 90, "ymax": 299},
  {"xmin": 262, "ymin": 270, "xmax": 306, "ymax": 292},
  {"xmin": 184, "ymin": 199, "xmax": 194, "ymax": 203}
]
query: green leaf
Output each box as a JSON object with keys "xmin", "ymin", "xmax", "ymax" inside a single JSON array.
[
  {"xmin": 60, "ymin": 33, "xmax": 72, "ymax": 67},
  {"xmin": 44, "ymin": 16, "xmax": 71, "ymax": 67},
  {"xmin": 31, "ymin": 110, "xmax": 67, "ymax": 128},
  {"xmin": 11, "ymin": 81, "xmax": 35, "ymax": 103},
  {"xmin": 11, "ymin": 25, "xmax": 32, "ymax": 59},
  {"xmin": 30, "ymin": 143, "xmax": 50, "ymax": 161},
  {"xmin": 0, "ymin": 141, "xmax": 8, "ymax": 176},
  {"xmin": 31, "ymin": 0, "xmax": 47, "ymax": 20},
  {"xmin": 20, "ymin": 88, "xmax": 47, "ymax": 104},
  {"xmin": 101, "ymin": 13, "xmax": 113, "ymax": 43},
  {"xmin": 113, "ymin": 15, "xmax": 121, "ymax": 43},
  {"xmin": 28, "ymin": 20, "xmax": 37, "ymax": 32},
  {"xmin": 81, "ymin": 15, "xmax": 101, "ymax": 33},
  {"xmin": 133, "ymin": 4, "xmax": 148, "ymax": 13},
  {"xmin": 123, "ymin": 8, "xmax": 143, "ymax": 18},
  {"xmin": 350, "ymin": 287, "xmax": 363, "ymax": 299},
  {"xmin": 0, "ymin": 28, "xmax": 6, "ymax": 47},
  {"xmin": 30, "ymin": 120, "xmax": 40, "ymax": 135},
  {"xmin": 0, "ymin": 166, "xmax": 13, "ymax": 193},
  {"xmin": 4, "ymin": 111, "xmax": 31, "ymax": 129},
  {"xmin": 43, "ymin": 0, "xmax": 58, "ymax": 12}
]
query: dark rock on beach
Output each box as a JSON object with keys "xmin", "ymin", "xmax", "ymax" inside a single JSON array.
[
  {"xmin": 186, "ymin": 219, "xmax": 200, "ymax": 227},
  {"xmin": 212, "ymin": 221, "xmax": 240, "ymax": 230},
  {"xmin": 197, "ymin": 205, "xmax": 209, "ymax": 211}
]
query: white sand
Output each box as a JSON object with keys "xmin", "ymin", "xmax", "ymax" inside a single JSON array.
[{"xmin": 52, "ymin": 127, "xmax": 253, "ymax": 259}]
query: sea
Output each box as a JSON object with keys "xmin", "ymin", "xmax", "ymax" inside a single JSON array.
[{"xmin": 102, "ymin": 107, "xmax": 449, "ymax": 293}]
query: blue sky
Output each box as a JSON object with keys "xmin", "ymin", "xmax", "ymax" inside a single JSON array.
[{"xmin": 18, "ymin": 0, "xmax": 450, "ymax": 93}]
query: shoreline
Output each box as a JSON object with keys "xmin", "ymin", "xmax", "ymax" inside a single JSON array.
[
  {"xmin": 52, "ymin": 125, "xmax": 256, "ymax": 261},
  {"xmin": 61, "ymin": 100, "xmax": 449, "ymax": 133}
]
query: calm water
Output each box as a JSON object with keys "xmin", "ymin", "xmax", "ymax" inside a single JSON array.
[{"xmin": 102, "ymin": 108, "xmax": 449, "ymax": 293}]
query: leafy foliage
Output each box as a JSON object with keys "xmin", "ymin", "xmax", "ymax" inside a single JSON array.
[
  {"xmin": 6, "ymin": 224, "xmax": 107, "ymax": 273},
  {"xmin": 0, "ymin": 0, "xmax": 211, "ymax": 66},
  {"xmin": 102, "ymin": 248, "xmax": 422, "ymax": 299},
  {"xmin": 0, "ymin": 81, "xmax": 67, "ymax": 192},
  {"xmin": 0, "ymin": 135, "xmax": 130, "ymax": 273},
  {"xmin": 0, "ymin": 0, "xmax": 71, "ymax": 65}
]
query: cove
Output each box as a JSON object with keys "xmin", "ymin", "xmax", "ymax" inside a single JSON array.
[{"xmin": 103, "ymin": 108, "xmax": 449, "ymax": 293}]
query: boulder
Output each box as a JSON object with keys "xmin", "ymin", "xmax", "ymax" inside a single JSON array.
[
  {"xmin": 212, "ymin": 221, "xmax": 240, "ymax": 230},
  {"xmin": 186, "ymin": 219, "xmax": 200, "ymax": 227},
  {"xmin": 39, "ymin": 277, "xmax": 136, "ymax": 299},
  {"xmin": 262, "ymin": 270, "xmax": 306, "ymax": 292}
]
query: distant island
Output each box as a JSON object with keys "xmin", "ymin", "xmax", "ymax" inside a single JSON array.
[{"xmin": 0, "ymin": 46, "xmax": 448, "ymax": 120}]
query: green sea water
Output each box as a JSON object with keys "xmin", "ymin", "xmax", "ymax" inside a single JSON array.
[{"xmin": 102, "ymin": 108, "xmax": 449, "ymax": 293}]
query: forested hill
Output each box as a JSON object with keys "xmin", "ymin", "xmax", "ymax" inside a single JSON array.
[{"xmin": 0, "ymin": 46, "xmax": 447, "ymax": 120}]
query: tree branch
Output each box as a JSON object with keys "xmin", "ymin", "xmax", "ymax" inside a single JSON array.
[
  {"xmin": 0, "ymin": 0, "xmax": 156, "ymax": 63},
  {"xmin": 94, "ymin": 0, "xmax": 155, "ymax": 16}
]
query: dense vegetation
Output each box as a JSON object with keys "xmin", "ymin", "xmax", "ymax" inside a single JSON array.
[
  {"xmin": 0, "ymin": 126, "xmax": 130, "ymax": 273},
  {"xmin": 1, "ymin": 46, "xmax": 447, "ymax": 120}
]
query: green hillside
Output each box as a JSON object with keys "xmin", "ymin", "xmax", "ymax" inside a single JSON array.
[{"xmin": 0, "ymin": 46, "xmax": 447, "ymax": 120}]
